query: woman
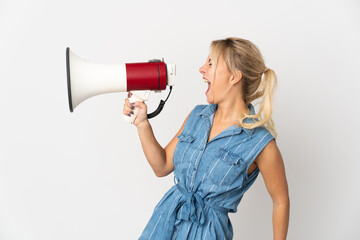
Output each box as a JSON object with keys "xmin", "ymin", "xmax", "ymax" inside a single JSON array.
[{"xmin": 124, "ymin": 37, "xmax": 290, "ymax": 240}]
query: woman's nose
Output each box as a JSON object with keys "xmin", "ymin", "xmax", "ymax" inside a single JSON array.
[{"xmin": 199, "ymin": 65, "xmax": 205, "ymax": 74}]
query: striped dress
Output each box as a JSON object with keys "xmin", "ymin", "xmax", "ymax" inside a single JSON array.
[{"xmin": 139, "ymin": 103, "xmax": 275, "ymax": 239}]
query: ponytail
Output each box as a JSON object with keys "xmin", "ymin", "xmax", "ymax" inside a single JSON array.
[{"xmin": 241, "ymin": 68, "xmax": 278, "ymax": 139}]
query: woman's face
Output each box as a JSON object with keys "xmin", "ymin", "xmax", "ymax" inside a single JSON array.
[{"xmin": 199, "ymin": 54, "xmax": 233, "ymax": 104}]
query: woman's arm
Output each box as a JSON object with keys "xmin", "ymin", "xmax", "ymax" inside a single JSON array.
[
  {"xmin": 135, "ymin": 120, "xmax": 167, "ymax": 177},
  {"xmin": 124, "ymin": 92, "xmax": 190, "ymax": 177},
  {"xmin": 135, "ymin": 112, "xmax": 191, "ymax": 177},
  {"xmin": 255, "ymin": 139, "xmax": 290, "ymax": 240}
]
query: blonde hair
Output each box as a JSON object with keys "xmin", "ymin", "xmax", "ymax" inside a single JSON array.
[{"xmin": 210, "ymin": 37, "xmax": 278, "ymax": 139}]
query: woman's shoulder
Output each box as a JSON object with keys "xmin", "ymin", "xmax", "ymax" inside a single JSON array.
[
  {"xmin": 179, "ymin": 104, "xmax": 208, "ymax": 134},
  {"xmin": 192, "ymin": 104, "xmax": 215, "ymax": 115},
  {"xmin": 187, "ymin": 104, "xmax": 208, "ymax": 117},
  {"xmin": 246, "ymin": 126, "xmax": 276, "ymax": 151},
  {"xmin": 193, "ymin": 104, "xmax": 208, "ymax": 111}
]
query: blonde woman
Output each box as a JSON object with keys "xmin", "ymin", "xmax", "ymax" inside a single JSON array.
[{"xmin": 124, "ymin": 37, "xmax": 290, "ymax": 240}]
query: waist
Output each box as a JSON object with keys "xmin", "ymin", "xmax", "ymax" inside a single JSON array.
[
  {"xmin": 160, "ymin": 181, "xmax": 230, "ymax": 239},
  {"xmin": 175, "ymin": 183, "xmax": 230, "ymax": 216}
]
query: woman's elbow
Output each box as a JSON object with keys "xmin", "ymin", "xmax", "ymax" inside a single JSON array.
[{"xmin": 154, "ymin": 167, "xmax": 174, "ymax": 178}]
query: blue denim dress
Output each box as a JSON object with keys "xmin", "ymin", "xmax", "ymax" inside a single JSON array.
[{"xmin": 139, "ymin": 103, "xmax": 275, "ymax": 240}]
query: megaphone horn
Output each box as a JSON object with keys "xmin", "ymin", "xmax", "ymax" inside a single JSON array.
[{"xmin": 66, "ymin": 47, "xmax": 176, "ymax": 123}]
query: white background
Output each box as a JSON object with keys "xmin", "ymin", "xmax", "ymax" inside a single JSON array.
[{"xmin": 0, "ymin": 0, "xmax": 359, "ymax": 239}]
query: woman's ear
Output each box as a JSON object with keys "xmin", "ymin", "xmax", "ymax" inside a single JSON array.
[
  {"xmin": 230, "ymin": 71, "xmax": 242, "ymax": 84},
  {"xmin": 237, "ymin": 71, "xmax": 243, "ymax": 81}
]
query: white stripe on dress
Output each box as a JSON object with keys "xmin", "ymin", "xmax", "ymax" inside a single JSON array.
[
  {"xmin": 186, "ymin": 133, "xmax": 206, "ymax": 179},
  {"xmin": 203, "ymin": 221, "xmax": 211, "ymax": 240},
  {"xmin": 219, "ymin": 165, "xmax": 234, "ymax": 185},
  {"xmin": 244, "ymin": 132, "xmax": 270, "ymax": 161},
  {"xmin": 148, "ymin": 212, "xmax": 162, "ymax": 240},
  {"xmin": 193, "ymin": 121, "xmax": 204, "ymax": 135},
  {"xmin": 234, "ymin": 137, "xmax": 248, "ymax": 153}
]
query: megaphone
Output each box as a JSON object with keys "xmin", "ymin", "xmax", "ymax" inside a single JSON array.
[{"xmin": 66, "ymin": 47, "xmax": 176, "ymax": 123}]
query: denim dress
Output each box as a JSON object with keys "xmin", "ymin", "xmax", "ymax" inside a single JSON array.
[{"xmin": 139, "ymin": 103, "xmax": 275, "ymax": 240}]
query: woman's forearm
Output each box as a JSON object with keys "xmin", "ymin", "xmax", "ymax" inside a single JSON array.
[
  {"xmin": 136, "ymin": 120, "xmax": 167, "ymax": 177},
  {"xmin": 273, "ymin": 200, "xmax": 290, "ymax": 240}
]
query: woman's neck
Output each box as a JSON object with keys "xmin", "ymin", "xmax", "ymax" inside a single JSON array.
[{"xmin": 214, "ymin": 100, "xmax": 250, "ymax": 124}]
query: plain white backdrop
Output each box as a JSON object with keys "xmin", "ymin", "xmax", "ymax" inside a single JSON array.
[{"xmin": 0, "ymin": 0, "xmax": 359, "ymax": 239}]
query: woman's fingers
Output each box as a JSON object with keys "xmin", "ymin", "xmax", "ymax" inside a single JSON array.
[
  {"xmin": 123, "ymin": 94, "xmax": 135, "ymax": 115},
  {"xmin": 125, "ymin": 98, "xmax": 131, "ymax": 108},
  {"xmin": 124, "ymin": 92, "xmax": 148, "ymax": 124}
]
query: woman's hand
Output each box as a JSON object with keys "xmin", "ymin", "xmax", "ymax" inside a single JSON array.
[{"xmin": 123, "ymin": 92, "xmax": 148, "ymax": 127}]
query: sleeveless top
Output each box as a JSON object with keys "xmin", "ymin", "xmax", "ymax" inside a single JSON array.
[{"xmin": 139, "ymin": 103, "xmax": 275, "ymax": 240}]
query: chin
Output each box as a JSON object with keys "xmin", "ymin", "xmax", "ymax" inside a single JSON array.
[{"xmin": 206, "ymin": 95, "xmax": 214, "ymax": 104}]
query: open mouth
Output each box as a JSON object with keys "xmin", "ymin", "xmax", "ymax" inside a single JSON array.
[
  {"xmin": 203, "ymin": 77, "xmax": 211, "ymax": 84},
  {"xmin": 205, "ymin": 79, "xmax": 211, "ymax": 94}
]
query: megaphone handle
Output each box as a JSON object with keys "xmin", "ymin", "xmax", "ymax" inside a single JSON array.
[
  {"xmin": 147, "ymin": 86, "xmax": 172, "ymax": 119},
  {"xmin": 147, "ymin": 100, "xmax": 165, "ymax": 119},
  {"xmin": 123, "ymin": 94, "xmax": 144, "ymax": 124}
]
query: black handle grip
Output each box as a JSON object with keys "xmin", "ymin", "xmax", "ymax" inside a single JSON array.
[{"xmin": 147, "ymin": 100, "xmax": 166, "ymax": 119}]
